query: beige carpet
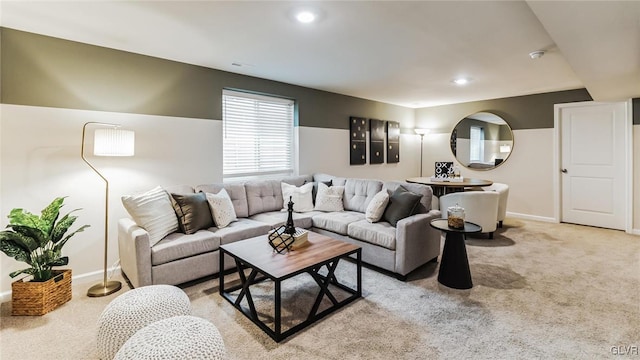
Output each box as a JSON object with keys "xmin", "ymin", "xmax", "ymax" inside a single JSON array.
[{"xmin": 1, "ymin": 219, "xmax": 639, "ymax": 359}]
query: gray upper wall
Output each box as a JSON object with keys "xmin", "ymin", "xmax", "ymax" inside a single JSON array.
[
  {"xmin": 0, "ymin": 28, "xmax": 413, "ymax": 129},
  {"xmin": 416, "ymin": 89, "xmax": 594, "ymax": 130},
  {"xmin": 2, "ymin": 28, "xmax": 634, "ymax": 128}
]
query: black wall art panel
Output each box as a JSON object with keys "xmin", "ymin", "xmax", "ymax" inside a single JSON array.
[
  {"xmin": 369, "ymin": 119, "xmax": 385, "ymax": 164},
  {"xmin": 386, "ymin": 121, "xmax": 400, "ymax": 163},
  {"xmin": 350, "ymin": 116, "xmax": 367, "ymax": 165}
]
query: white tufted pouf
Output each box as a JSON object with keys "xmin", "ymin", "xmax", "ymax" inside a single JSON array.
[
  {"xmin": 96, "ymin": 285, "xmax": 191, "ymax": 360},
  {"xmin": 113, "ymin": 315, "xmax": 226, "ymax": 360}
]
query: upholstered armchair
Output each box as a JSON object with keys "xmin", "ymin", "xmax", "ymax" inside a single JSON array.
[
  {"xmin": 439, "ymin": 191, "xmax": 500, "ymax": 238},
  {"xmin": 482, "ymin": 183, "xmax": 509, "ymax": 228}
]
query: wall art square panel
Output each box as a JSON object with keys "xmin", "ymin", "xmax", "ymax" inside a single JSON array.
[
  {"xmin": 369, "ymin": 119, "xmax": 385, "ymax": 164},
  {"xmin": 350, "ymin": 116, "xmax": 367, "ymax": 165},
  {"xmin": 386, "ymin": 121, "xmax": 400, "ymax": 163}
]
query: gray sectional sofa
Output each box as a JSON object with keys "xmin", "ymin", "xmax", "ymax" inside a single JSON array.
[{"xmin": 118, "ymin": 174, "xmax": 442, "ymax": 288}]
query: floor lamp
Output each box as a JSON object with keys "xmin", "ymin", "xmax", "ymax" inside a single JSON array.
[
  {"xmin": 414, "ymin": 129, "xmax": 429, "ymax": 177},
  {"xmin": 82, "ymin": 122, "xmax": 135, "ymax": 297}
]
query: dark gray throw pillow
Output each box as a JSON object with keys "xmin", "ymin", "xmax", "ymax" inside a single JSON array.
[
  {"xmin": 170, "ymin": 192, "xmax": 214, "ymax": 234},
  {"xmin": 382, "ymin": 186, "xmax": 423, "ymax": 226}
]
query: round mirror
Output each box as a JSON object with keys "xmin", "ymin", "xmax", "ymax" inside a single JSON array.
[{"xmin": 450, "ymin": 112, "xmax": 514, "ymax": 170}]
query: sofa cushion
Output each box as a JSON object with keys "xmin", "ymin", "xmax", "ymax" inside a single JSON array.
[
  {"xmin": 196, "ymin": 183, "xmax": 249, "ymax": 218},
  {"xmin": 312, "ymin": 211, "xmax": 365, "ymax": 235},
  {"xmin": 170, "ymin": 192, "xmax": 214, "ymax": 235},
  {"xmin": 249, "ymin": 210, "xmax": 321, "ymax": 229},
  {"xmin": 122, "ymin": 186, "xmax": 180, "ymax": 246},
  {"xmin": 314, "ymin": 183, "xmax": 345, "ymax": 212},
  {"xmin": 343, "ymin": 179, "xmax": 383, "ymax": 213},
  {"xmin": 206, "ymin": 218, "xmax": 271, "ymax": 245},
  {"xmin": 383, "ymin": 186, "xmax": 423, "ymax": 226},
  {"xmin": 205, "ymin": 189, "xmax": 237, "ymax": 228},
  {"xmin": 365, "ymin": 189, "xmax": 390, "ymax": 223},
  {"xmin": 383, "ymin": 181, "xmax": 432, "ymax": 214},
  {"xmin": 281, "ymin": 182, "xmax": 314, "ymax": 212},
  {"xmin": 243, "ymin": 176, "xmax": 312, "ymax": 216},
  {"xmin": 347, "ymin": 220, "xmax": 396, "ymax": 250},
  {"xmin": 151, "ymin": 230, "xmax": 221, "ymax": 266},
  {"xmin": 245, "ymin": 179, "xmax": 283, "ymax": 216}
]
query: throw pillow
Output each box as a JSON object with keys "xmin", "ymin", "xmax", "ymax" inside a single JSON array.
[
  {"xmin": 206, "ymin": 189, "xmax": 237, "ymax": 228},
  {"xmin": 170, "ymin": 192, "xmax": 214, "ymax": 234},
  {"xmin": 305, "ymin": 179, "xmax": 333, "ymax": 204},
  {"xmin": 365, "ymin": 189, "xmax": 390, "ymax": 223},
  {"xmin": 314, "ymin": 182, "xmax": 345, "ymax": 212},
  {"xmin": 281, "ymin": 182, "xmax": 314, "ymax": 212},
  {"xmin": 121, "ymin": 186, "xmax": 179, "ymax": 246},
  {"xmin": 382, "ymin": 186, "xmax": 423, "ymax": 226}
]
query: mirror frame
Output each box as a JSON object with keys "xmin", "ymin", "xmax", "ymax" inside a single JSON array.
[{"xmin": 450, "ymin": 111, "xmax": 514, "ymax": 171}]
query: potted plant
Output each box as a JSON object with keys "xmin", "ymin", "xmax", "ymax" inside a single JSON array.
[{"xmin": 0, "ymin": 197, "xmax": 89, "ymax": 315}]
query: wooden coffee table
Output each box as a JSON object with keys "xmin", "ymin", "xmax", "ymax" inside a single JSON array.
[{"xmin": 219, "ymin": 231, "xmax": 362, "ymax": 342}]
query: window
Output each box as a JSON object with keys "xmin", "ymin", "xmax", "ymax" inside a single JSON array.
[
  {"xmin": 222, "ymin": 90, "xmax": 295, "ymax": 179},
  {"xmin": 469, "ymin": 126, "xmax": 485, "ymax": 162}
]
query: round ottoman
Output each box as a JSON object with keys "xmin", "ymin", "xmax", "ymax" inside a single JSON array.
[
  {"xmin": 96, "ymin": 285, "xmax": 191, "ymax": 360},
  {"xmin": 114, "ymin": 315, "xmax": 226, "ymax": 360}
]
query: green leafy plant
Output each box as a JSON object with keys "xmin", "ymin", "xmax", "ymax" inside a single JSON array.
[{"xmin": 0, "ymin": 197, "xmax": 89, "ymax": 282}]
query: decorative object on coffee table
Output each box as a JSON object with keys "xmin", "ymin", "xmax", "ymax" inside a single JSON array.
[
  {"xmin": 268, "ymin": 197, "xmax": 308, "ymax": 253},
  {"xmin": 349, "ymin": 116, "xmax": 367, "ymax": 165},
  {"xmin": 0, "ymin": 197, "xmax": 89, "ymax": 315}
]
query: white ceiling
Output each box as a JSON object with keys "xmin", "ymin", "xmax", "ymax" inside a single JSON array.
[{"xmin": 1, "ymin": 1, "xmax": 638, "ymax": 108}]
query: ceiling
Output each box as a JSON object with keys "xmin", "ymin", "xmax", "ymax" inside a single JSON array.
[{"xmin": 1, "ymin": 1, "xmax": 638, "ymax": 108}]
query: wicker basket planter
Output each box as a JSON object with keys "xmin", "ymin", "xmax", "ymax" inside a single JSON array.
[{"xmin": 11, "ymin": 269, "xmax": 72, "ymax": 316}]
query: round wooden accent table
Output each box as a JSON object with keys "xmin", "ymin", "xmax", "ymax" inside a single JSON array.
[{"xmin": 406, "ymin": 177, "xmax": 493, "ymax": 197}]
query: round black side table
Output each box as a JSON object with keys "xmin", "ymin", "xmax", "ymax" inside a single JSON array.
[{"xmin": 430, "ymin": 219, "xmax": 482, "ymax": 289}]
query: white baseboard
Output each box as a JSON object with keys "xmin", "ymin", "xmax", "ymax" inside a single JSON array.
[
  {"xmin": 631, "ymin": 229, "xmax": 640, "ymax": 236},
  {"xmin": 0, "ymin": 268, "xmax": 119, "ymax": 303},
  {"xmin": 506, "ymin": 212, "xmax": 557, "ymax": 223}
]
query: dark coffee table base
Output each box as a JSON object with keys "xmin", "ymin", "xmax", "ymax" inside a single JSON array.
[
  {"xmin": 438, "ymin": 232, "xmax": 472, "ymax": 289},
  {"xmin": 219, "ymin": 247, "xmax": 362, "ymax": 342}
]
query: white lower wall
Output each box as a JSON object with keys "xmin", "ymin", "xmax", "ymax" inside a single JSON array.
[
  {"xmin": 0, "ymin": 104, "xmax": 222, "ymax": 294},
  {"xmin": 421, "ymin": 128, "xmax": 556, "ymax": 220},
  {"xmin": 1, "ymin": 105, "xmax": 637, "ymax": 294},
  {"xmin": 297, "ymin": 126, "xmax": 421, "ymax": 181}
]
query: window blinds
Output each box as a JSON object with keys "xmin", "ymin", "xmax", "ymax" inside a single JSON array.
[
  {"xmin": 469, "ymin": 126, "xmax": 485, "ymax": 162},
  {"xmin": 222, "ymin": 90, "xmax": 294, "ymax": 179}
]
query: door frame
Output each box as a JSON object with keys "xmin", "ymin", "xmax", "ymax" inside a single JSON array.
[{"xmin": 553, "ymin": 100, "xmax": 633, "ymax": 233}]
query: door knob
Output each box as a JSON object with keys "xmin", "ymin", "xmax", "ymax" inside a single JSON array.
[{"xmin": 561, "ymin": 169, "xmax": 568, "ymax": 173}]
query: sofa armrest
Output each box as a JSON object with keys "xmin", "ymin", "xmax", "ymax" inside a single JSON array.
[
  {"xmin": 118, "ymin": 218, "xmax": 153, "ymax": 288},
  {"xmin": 394, "ymin": 209, "xmax": 442, "ymax": 276}
]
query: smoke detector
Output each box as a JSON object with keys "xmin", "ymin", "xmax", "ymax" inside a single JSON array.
[{"xmin": 529, "ymin": 50, "xmax": 545, "ymax": 59}]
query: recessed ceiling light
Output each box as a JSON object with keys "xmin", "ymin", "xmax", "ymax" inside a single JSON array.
[
  {"xmin": 296, "ymin": 11, "xmax": 316, "ymax": 23},
  {"xmin": 453, "ymin": 78, "xmax": 470, "ymax": 86}
]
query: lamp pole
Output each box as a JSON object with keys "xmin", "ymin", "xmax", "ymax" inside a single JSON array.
[
  {"xmin": 419, "ymin": 133, "xmax": 424, "ymax": 177},
  {"xmin": 82, "ymin": 122, "xmax": 134, "ymax": 297}
]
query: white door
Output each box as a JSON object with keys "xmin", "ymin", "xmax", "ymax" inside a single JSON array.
[{"xmin": 559, "ymin": 102, "xmax": 628, "ymax": 230}]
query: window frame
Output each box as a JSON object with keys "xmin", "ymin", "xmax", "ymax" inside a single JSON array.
[{"xmin": 222, "ymin": 89, "xmax": 296, "ymax": 180}]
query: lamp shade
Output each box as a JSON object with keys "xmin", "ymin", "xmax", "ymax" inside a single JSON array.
[
  {"xmin": 500, "ymin": 144, "xmax": 511, "ymax": 153},
  {"xmin": 94, "ymin": 129, "xmax": 135, "ymax": 156},
  {"xmin": 414, "ymin": 128, "xmax": 430, "ymax": 136}
]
